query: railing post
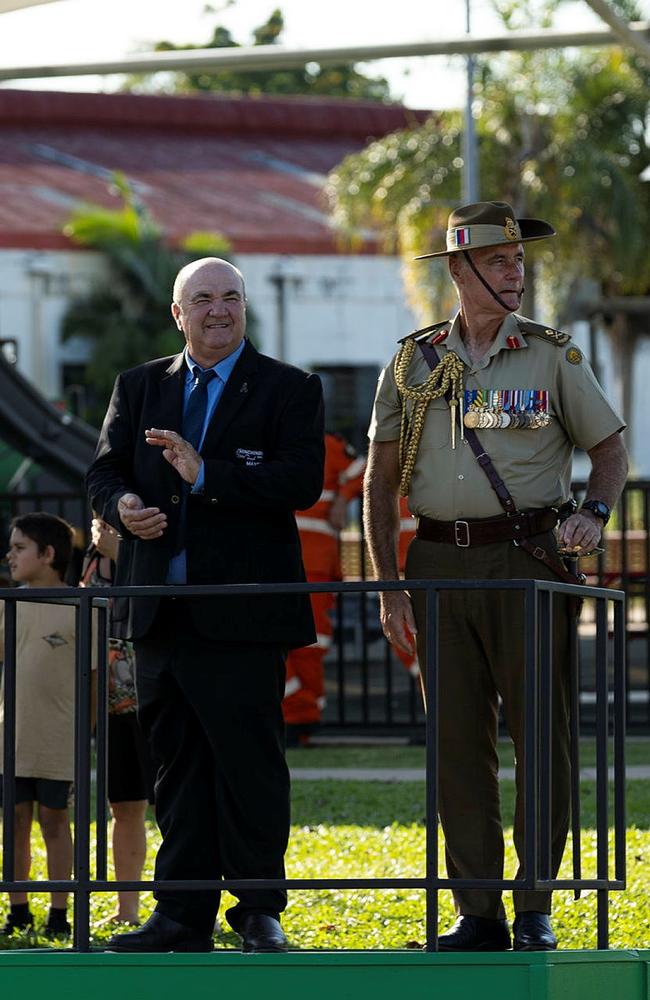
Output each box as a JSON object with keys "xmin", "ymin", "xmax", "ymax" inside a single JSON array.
[
  {"xmin": 73, "ymin": 592, "xmax": 93, "ymax": 952},
  {"xmin": 538, "ymin": 587, "xmax": 553, "ymax": 883},
  {"xmin": 613, "ymin": 597, "xmax": 627, "ymax": 884},
  {"xmin": 94, "ymin": 601, "xmax": 110, "ymax": 882},
  {"xmin": 524, "ymin": 581, "xmax": 539, "ymax": 892},
  {"xmin": 2, "ymin": 598, "xmax": 17, "ymax": 885},
  {"xmin": 595, "ymin": 596, "xmax": 610, "ymax": 949},
  {"xmin": 424, "ymin": 582, "xmax": 439, "ymax": 952},
  {"xmin": 335, "ymin": 593, "xmax": 346, "ymax": 726},
  {"xmin": 569, "ymin": 593, "xmax": 582, "ymax": 899}
]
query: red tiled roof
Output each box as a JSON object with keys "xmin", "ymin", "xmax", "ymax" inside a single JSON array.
[{"xmin": 0, "ymin": 89, "xmax": 431, "ymax": 254}]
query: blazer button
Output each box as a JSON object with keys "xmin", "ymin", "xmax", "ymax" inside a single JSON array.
[{"xmin": 171, "ymin": 495, "xmax": 180, "ymax": 504}]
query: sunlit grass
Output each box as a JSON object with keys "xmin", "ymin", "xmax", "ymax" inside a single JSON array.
[{"xmin": 0, "ymin": 777, "xmax": 647, "ymax": 951}]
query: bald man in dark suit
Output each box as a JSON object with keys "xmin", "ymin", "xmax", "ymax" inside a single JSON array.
[{"xmin": 87, "ymin": 257, "xmax": 324, "ymax": 953}]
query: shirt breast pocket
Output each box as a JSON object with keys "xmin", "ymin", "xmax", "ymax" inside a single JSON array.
[{"xmin": 417, "ymin": 398, "xmax": 450, "ymax": 451}]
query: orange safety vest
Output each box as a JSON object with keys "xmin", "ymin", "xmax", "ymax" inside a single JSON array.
[{"xmin": 295, "ymin": 433, "xmax": 366, "ymax": 578}]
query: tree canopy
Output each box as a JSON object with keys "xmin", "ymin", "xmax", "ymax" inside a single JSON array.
[
  {"xmin": 60, "ymin": 176, "xmax": 247, "ymax": 425},
  {"xmin": 123, "ymin": 7, "xmax": 393, "ymax": 102},
  {"xmin": 325, "ymin": 0, "xmax": 650, "ymax": 320}
]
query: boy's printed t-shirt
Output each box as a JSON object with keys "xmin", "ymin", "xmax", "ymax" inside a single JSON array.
[{"xmin": 0, "ymin": 601, "xmax": 97, "ymax": 782}]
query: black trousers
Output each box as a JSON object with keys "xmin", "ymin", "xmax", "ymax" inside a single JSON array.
[
  {"xmin": 134, "ymin": 599, "xmax": 290, "ymax": 934},
  {"xmin": 406, "ymin": 533, "xmax": 571, "ymax": 920}
]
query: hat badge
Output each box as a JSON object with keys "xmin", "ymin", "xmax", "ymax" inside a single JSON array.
[{"xmin": 504, "ymin": 217, "xmax": 519, "ymax": 241}]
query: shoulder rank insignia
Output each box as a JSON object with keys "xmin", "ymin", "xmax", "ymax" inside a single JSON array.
[
  {"xmin": 516, "ymin": 319, "xmax": 571, "ymax": 347},
  {"xmin": 398, "ymin": 320, "xmax": 450, "ymax": 345},
  {"xmin": 566, "ymin": 346, "xmax": 583, "ymax": 365}
]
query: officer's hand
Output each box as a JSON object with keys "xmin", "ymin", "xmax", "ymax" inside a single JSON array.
[
  {"xmin": 117, "ymin": 493, "xmax": 167, "ymax": 540},
  {"xmin": 145, "ymin": 428, "xmax": 202, "ymax": 485},
  {"xmin": 558, "ymin": 510, "xmax": 602, "ymax": 555},
  {"xmin": 380, "ymin": 591, "xmax": 418, "ymax": 657}
]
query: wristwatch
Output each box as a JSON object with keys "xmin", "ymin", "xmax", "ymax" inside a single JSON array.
[{"xmin": 580, "ymin": 499, "xmax": 611, "ymax": 525}]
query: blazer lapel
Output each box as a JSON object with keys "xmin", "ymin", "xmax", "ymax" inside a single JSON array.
[
  {"xmin": 139, "ymin": 353, "xmax": 186, "ymax": 494},
  {"xmin": 157, "ymin": 352, "xmax": 186, "ymax": 432},
  {"xmin": 200, "ymin": 340, "xmax": 259, "ymax": 453}
]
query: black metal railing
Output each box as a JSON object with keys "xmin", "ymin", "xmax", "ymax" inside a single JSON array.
[
  {"xmin": 0, "ymin": 578, "xmax": 626, "ymax": 951},
  {"xmin": 329, "ymin": 479, "xmax": 650, "ymax": 733},
  {"xmin": 0, "ymin": 482, "xmax": 645, "ymax": 731}
]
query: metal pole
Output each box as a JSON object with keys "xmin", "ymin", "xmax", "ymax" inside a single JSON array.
[
  {"xmin": 269, "ymin": 272, "xmax": 287, "ymax": 363},
  {"xmin": 0, "ymin": 0, "xmax": 60, "ymax": 11},
  {"xmin": 268, "ymin": 260, "xmax": 301, "ymax": 363},
  {"xmin": 463, "ymin": 0, "xmax": 479, "ymax": 203},
  {"xmin": 1, "ymin": 25, "xmax": 650, "ymax": 81},
  {"xmin": 584, "ymin": 0, "xmax": 650, "ymax": 62}
]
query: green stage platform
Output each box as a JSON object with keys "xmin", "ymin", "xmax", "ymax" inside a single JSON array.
[{"xmin": 0, "ymin": 949, "xmax": 648, "ymax": 1000}]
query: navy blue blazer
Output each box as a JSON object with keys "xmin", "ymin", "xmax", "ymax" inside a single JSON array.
[{"xmin": 86, "ymin": 339, "xmax": 325, "ymax": 645}]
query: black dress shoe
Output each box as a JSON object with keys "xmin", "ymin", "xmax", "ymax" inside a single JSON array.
[
  {"xmin": 438, "ymin": 915, "xmax": 511, "ymax": 952},
  {"xmin": 106, "ymin": 912, "xmax": 213, "ymax": 953},
  {"xmin": 239, "ymin": 914, "xmax": 288, "ymax": 953},
  {"xmin": 513, "ymin": 912, "xmax": 557, "ymax": 951}
]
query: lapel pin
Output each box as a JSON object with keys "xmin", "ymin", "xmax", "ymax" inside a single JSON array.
[{"xmin": 240, "ymin": 382, "xmax": 248, "ymax": 394}]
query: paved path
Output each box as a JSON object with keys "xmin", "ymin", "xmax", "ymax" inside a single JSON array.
[{"xmin": 290, "ymin": 765, "xmax": 650, "ymax": 781}]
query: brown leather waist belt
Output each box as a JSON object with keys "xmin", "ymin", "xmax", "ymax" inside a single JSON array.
[{"xmin": 416, "ymin": 508, "xmax": 558, "ymax": 548}]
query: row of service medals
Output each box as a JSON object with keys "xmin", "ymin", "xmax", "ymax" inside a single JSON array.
[{"xmin": 462, "ymin": 388, "xmax": 552, "ymax": 432}]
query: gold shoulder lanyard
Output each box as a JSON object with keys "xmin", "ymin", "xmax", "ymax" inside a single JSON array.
[{"xmin": 394, "ymin": 337, "xmax": 465, "ymax": 497}]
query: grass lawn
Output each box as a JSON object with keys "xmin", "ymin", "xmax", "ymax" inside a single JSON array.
[
  {"xmin": 287, "ymin": 738, "xmax": 650, "ymax": 771},
  {"xmin": 0, "ymin": 767, "xmax": 648, "ymax": 951}
]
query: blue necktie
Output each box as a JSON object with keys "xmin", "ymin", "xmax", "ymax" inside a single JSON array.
[
  {"xmin": 183, "ymin": 367, "xmax": 217, "ymax": 450},
  {"xmin": 174, "ymin": 367, "xmax": 217, "ymax": 554}
]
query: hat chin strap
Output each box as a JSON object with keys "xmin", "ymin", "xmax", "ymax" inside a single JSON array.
[{"xmin": 462, "ymin": 250, "xmax": 523, "ymax": 313}]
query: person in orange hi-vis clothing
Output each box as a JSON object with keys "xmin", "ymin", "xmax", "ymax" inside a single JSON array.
[
  {"xmin": 284, "ymin": 433, "xmax": 366, "ymax": 746},
  {"xmin": 393, "ymin": 496, "xmax": 419, "ymax": 678}
]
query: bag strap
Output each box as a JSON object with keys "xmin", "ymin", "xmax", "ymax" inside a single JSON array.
[
  {"xmin": 418, "ymin": 340, "xmax": 516, "ymax": 515},
  {"xmin": 416, "ymin": 340, "xmax": 582, "ymax": 588}
]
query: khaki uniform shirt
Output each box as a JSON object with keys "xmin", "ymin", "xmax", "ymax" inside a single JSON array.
[
  {"xmin": 369, "ymin": 313, "xmax": 624, "ymax": 520},
  {"xmin": 0, "ymin": 599, "xmax": 97, "ymax": 782}
]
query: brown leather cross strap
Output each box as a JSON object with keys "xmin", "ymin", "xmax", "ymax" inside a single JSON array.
[
  {"xmin": 418, "ymin": 339, "xmax": 518, "ymax": 512},
  {"xmin": 416, "ymin": 339, "xmax": 583, "ymax": 588},
  {"xmin": 416, "ymin": 509, "xmax": 558, "ymax": 548}
]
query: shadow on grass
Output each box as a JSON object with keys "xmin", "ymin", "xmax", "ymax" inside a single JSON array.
[{"xmin": 291, "ymin": 780, "xmax": 650, "ymax": 829}]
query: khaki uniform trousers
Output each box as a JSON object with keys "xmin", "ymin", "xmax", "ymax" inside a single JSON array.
[{"xmin": 406, "ymin": 531, "xmax": 571, "ymax": 920}]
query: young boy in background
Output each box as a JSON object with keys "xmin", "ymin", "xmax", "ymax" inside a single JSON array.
[{"xmin": 0, "ymin": 512, "xmax": 78, "ymax": 939}]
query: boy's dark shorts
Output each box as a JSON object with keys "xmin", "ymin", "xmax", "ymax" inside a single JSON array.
[{"xmin": 0, "ymin": 776, "xmax": 72, "ymax": 809}]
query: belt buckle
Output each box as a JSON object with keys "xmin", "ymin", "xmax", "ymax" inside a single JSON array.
[{"xmin": 454, "ymin": 519, "xmax": 470, "ymax": 547}]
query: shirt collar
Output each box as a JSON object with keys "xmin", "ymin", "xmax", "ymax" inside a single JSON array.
[
  {"xmin": 444, "ymin": 312, "xmax": 527, "ymax": 366},
  {"xmin": 493, "ymin": 313, "xmax": 528, "ymax": 353},
  {"xmin": 184, "ymin": 338, "xmax": 246, "ymax": 382}
]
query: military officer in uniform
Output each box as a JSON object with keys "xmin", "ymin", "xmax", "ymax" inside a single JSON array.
[{"xmin": 364, "ymin": 201, "xmax": 628, "ymax": 952}]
